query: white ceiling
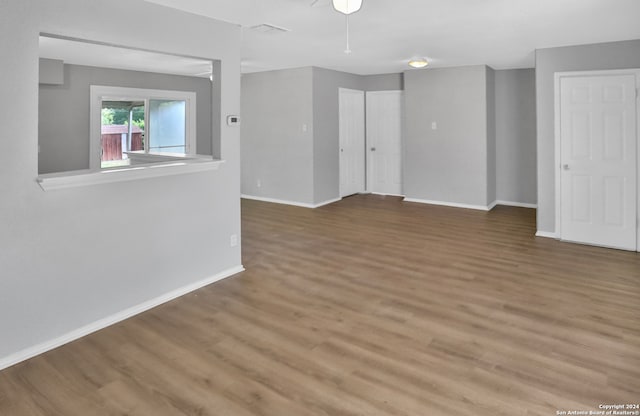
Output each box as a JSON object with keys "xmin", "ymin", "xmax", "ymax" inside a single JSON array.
[{"xmin": 142, "ymin": 0, "xmax": 640, "ymax": 75}]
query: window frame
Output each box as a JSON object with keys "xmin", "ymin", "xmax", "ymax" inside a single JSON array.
[{"xmin": 90, "ymin": 85, "xmax": 197, "ymax": 170}]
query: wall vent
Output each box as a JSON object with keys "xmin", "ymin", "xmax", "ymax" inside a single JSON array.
[
  {"xmin": 249, "ymin": 23, "xmax": 291, "ymax": 34},
  {"xmin": 310, "ymin": 0, "xmax": 331, "ymax": 7}
]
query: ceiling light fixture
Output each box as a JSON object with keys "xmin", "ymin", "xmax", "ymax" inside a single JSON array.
[
  {"xmin": 332, "ymin": 0, "xmax": 363, "ymax": 54},
  {"xmin": 332, "ymin": 0, "xmax": 362, "ymax": 15},
  {"xmin": 408, "ymin": 58, "xmax": 429, "ymax": 68}
]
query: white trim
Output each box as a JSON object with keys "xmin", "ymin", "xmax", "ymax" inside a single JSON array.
[
  {"xmin": 90, "ymin": 85, "xmax": 197, "ymax": 170},
  {"xmin": 554, "ymin": 69, "xmax": 640, "ymax": 248},
  {"xmin": 241, "ymin": 194, "xmax": 315, "ymax": 208},
  {"xmin": 0, "ymin": 265, "xmax": 244, "ymax": 371},
  {"xmin": 487, "ymin": 200, "xmax": 498, "ymax": 211},
  {"xmin": 241, "ymin": 194, "xmax": 341, "ymax": 209},
  {"xmin": 535, "ymin": 230, "xmax": 558, "ymax": 239},
  {"xmin": 314, "ymin": 197, "xmax": 342, "ymax": 207},
  {"xmin": 403, "ymin": 197, "xmax": 495, "ymax": 211},
  {"xmin": 37, "ymin": 158, "xmax": 224, "ymax": 191},
  {"xmin": 371, "ymin": 192, "xmax": 405, "ymax": 197},
  {"xmin": 554, "ymin": 72, "xmax": 562, "ymax": 239},
  {"xmin": 495, "ymin": 200, "xmax": 538, "ymax": 209}
]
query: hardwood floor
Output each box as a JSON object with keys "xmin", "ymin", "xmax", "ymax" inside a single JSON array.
[{"xmin": 1, "ymin": 194, "xmax": 639, "ymax": 415}]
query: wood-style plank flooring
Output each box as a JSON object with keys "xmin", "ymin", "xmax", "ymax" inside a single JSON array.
[{"xmin": 1, "ymin": 194, "xmax": 639, "ymax": 415}]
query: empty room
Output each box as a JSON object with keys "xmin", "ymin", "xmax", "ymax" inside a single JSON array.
[{"xmin": 1, "ymin": 0, "xmax": 639, "ymax": 415}]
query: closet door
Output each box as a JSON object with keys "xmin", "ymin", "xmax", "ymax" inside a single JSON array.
[
  {"xmin": 366, "ymin": 90, "xmax": 403, "ymax": 196},
  {"xmin": 339, "ymin": 88, "xmax": 366, "ymax": 197},
  {"xmin": 559, "ymin": 73, "xmax": 637, "ymax": 251}
]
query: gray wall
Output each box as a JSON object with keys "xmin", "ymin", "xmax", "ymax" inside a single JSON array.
[
  {"xmin": 240, "ymin": 67, "xmax": 314, "ymax": 204},
  {"xmin": 312, "ymin": 67, "xmax": 365, "ymax": 204},
  {"xmin": 535, "ymin": 39, "xmax": 640, "ymax": 233},
  {"xmin": 403, "ymin": 65, "xmax": 492, "ymax": 207},
  {"xmin": 39, "ymin": 64, "xmax": 214, "ymax": 174},
  {"xmin": 486, "ymin": 67, "xmax": 496, "ymax": 204},
  {"xmin": 363, "ymin": 73, "xmax": 404, "ymax": 91},
  {"xmin": 241, "ymin": 65, "xmax": 538, "ymax": 210},
  {"xmin": 211, "ymin": 60, "xmax": 222, "ymax": 159},
  {"xmin": 0, "ymin": 0, "xmax": 241, "ymax": 366},
  {"xmin": 39, "ymin": 58, "xmax": 63, "ymax": 85},
  {"xmin": 495, "ymin": 68, "xmax": 537, "ymax": 205},
  {"xmin": 241, "ymin": 66, "xmax": 371, "ymax": 206}
]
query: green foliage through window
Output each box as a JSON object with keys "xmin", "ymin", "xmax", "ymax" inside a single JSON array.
[
  {"xmin": 101, "ymin": 105, "xmax": 145, "ymax": 130},
  {"xmin": 101, "ymin": 108, "xmax": 114, "ymax": 125}
]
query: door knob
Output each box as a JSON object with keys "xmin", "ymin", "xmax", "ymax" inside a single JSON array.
[
  {"xmin": 371, "ymin": 147, "xmax": 376, "ymax": 151},
  {"xmin": 563, "ymin": 164, "xmax": 570, "ymax": 170}
]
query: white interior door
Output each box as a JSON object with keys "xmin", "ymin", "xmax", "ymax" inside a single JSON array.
[
  {"xmin": 366, "ymin": 91, "xmax": 403, "ymax": 195},
  {"xmin": 559, "ymin": 73, "xmax": 638, "ymax": 251},
  {"xmin": 339, "ymin": 88, "xmax": 365, "ymax": 197}
]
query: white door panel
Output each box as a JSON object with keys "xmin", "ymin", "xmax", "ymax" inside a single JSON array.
[
  {"xmin": 366, "ymin": 91, "xmax": 403, "ymax": 195},
  {"xmin": 339, "ymin": 88, "xmax": 365, "ymax": 197},
  {"xmin": 559, "ymin": 74, "xmax": 637, "ymax": 251}
]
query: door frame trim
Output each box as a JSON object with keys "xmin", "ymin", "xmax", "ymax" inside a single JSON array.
[
  {"xmin": 554, "ymin": 69, "xmax": 640, "ymax": 251},
  {"xmin": 365, "ymin": 90, "xmax": 404, "ymax": 195}
]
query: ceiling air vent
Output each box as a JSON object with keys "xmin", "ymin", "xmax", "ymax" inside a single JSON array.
[
  {"xmin": 249, "ymin": 23, "xmax": 291, "ymax": 34},
  {"xmin": 310, "ymin": 0, "xmax": 331, "ymax": 7}
]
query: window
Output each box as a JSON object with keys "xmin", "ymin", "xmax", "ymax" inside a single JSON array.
[{"xmin": 90, "ymin": 86, "xmax": 196, "ymax": 169}]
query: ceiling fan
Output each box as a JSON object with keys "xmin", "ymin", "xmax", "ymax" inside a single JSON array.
[
  {"xmin": 310, "ymin": 0, "xmax": 362, "ymax": 14},
  {"xmin": 312, "ymin": 0, "xmax": 364, "ymax": 53}
]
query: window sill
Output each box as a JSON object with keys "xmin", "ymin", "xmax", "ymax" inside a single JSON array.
[{"xmin": 37, "ymin": 158, "xmax": 225, "ymax": 191}]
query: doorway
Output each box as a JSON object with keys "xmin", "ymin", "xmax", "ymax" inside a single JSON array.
[{"xmin": 555, "ymin": 69, "xmax": 640, "ymax": 251}]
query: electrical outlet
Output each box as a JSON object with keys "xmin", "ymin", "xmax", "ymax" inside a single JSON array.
[
  {"xmin": 257, "ymin": 179, "xmax": 261, "ymax": 188},
  {"xmin": 230, "ymin": 234, "xmax": 238, "ymax": 247},
  {"xmin": 431, "ymin": 121, "xmax": 437, "ymax": 130}
]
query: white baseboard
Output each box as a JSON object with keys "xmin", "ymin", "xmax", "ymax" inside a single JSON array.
[
  {"xmin": 314, "ymin": 197, "xmax": 342, "ymax": 208},
  {"xmin": 241, "ymin": 194, "xmax": 341, "ymax": 209},
  {"xmin": 535, "ymin": 230, "xmax": 558, "ymax": 239},
  {"xmin": 371, "ymin": 192, "xmax": 405, "ymax": 197},
  {"xmin": 496, "ymin": 200, "xmax": 538, "ymax": 209},
  {"xmin": 0, "ymin": 265, "xmax": 245, "ymax": 372},
  {"xmin": 403, "ymin": 197, "xmax": 495, "ymax": 211}
]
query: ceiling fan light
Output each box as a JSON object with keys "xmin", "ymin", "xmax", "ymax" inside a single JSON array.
[
  {"xmin": 332, "ymin": 0, "xmax": 363, "ymax": 15},
  {"xmin": 408, "ymin": 58, "xmax": 429, "ymax": 68}
]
